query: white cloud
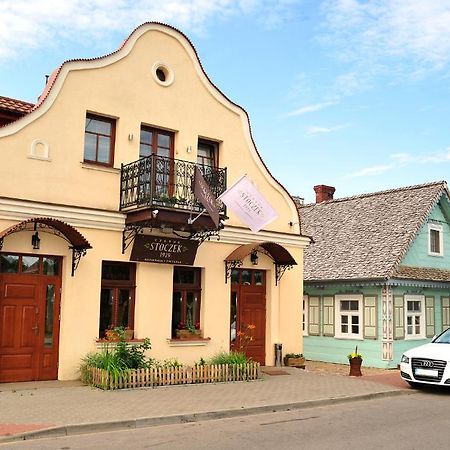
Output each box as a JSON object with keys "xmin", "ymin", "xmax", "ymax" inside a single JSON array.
[
  {"xmin": 284, "ymin": 101, "xmax": 336, "ymax": 117},
  {"xmin": 305, "ymin": 123, "xmax": 348, "ymax": 135},
  {"xmin": 0, "ymin": 0, "xmax": 300, "ymax": 62},
  {"xmin": 350, "ymin": 147, "xmax": 450, "ymax": 177},
  {"xmin": 321, "ymin": 0, "xmax": 450, "ymax": 80},
  {"xmin": 350, "ymin": 164, "xmax": 394, "ymax": 177}
]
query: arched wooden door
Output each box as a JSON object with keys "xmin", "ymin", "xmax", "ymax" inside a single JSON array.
[
  {"xmin": 0, "ymin": 253, "xmax": 62, "ymax": 382},
  {"xmin": 230, "ymin": 269, "xmax": 266, "ymax": 364}
]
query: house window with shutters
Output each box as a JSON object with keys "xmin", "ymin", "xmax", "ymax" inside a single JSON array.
[
  {"xmin": 404, "ymin": 295, "xmax": 425, "ymax": 339},
  {"xmin": 335, "ymin": 294, "xmax": 363, "ymax": 339}
]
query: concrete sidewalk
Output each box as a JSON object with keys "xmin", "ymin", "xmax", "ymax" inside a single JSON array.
[{"xmin": 0, "ymin": 367, "xmax": 412, "ymax": 443}]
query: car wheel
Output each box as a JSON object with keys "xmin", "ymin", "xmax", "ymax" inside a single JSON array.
[{"xmin": 407, "ymin": 381, "xmax": 423, "ymax": 389}]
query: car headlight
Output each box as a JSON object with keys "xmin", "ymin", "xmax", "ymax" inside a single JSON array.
[{"xmin": 401, "ymin": 354, "xmax": 410, "ymax": 364}]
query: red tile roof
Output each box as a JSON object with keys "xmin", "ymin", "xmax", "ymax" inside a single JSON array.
[{"xmin": 0, "ymin": 95, "xmax": 34, "ymax": 114}]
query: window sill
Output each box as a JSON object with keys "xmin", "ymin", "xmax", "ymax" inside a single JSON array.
[
  {"xmin": 81, "ymin": 162, "xmax": 120, "ymax": 174},
  {"xmin": 167, "ymin": 337, "xmax": 211, "ymax": 347},
  {"xmin": 95, "ymin": 339, "xmax": 146, "ymax": 348},
  {"xmin": 334, "ymin": 336, "xmax": 364, "ymax": 340},
  {"xmin": 428, "ymin": 252, "xmax": 444, "ymax": 257}
]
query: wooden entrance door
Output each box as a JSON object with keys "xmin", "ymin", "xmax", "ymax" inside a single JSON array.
[
  {"xmin": 230, "ymin": 269, "xmax": 266, "ymax": 364},
  {"xmin": 0, "ymin": 254, "xmax": 61, "ymax": 382}
]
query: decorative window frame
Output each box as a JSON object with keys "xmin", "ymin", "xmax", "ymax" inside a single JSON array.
[
  {"xmin": 428, "ymin": 223, "xmax": 443, "ymax": 256},
  {"xmin": 334, "ymin": 294, "xmax": 363, "ymax": 340},
  {"xmin": 404, "ymin": 294, "xmax": 426, "ymax": 340}
]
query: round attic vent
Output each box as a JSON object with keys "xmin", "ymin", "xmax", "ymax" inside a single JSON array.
[{"xmin": 152, "ymin": 62, "xmax": 174, "ymax": 87}]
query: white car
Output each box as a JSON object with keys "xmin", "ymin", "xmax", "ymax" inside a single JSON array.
[{"xmin": 400, "ymin": 327, "xmax": 450, "ymax": 388}]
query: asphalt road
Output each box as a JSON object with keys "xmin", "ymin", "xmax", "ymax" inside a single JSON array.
[{"xmin": 3, "ymin": 387, "xmax": 449, "ymax": 449}]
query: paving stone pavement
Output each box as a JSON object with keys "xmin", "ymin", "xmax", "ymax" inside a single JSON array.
[{"xmin": 0, "ymin": 366, "xmax": 411, "ymax": 441}]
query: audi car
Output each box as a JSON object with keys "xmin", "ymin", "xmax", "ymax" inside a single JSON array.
[{"xmin": 400, "ymin": 327, "xmax": 450, "ymax": 388}]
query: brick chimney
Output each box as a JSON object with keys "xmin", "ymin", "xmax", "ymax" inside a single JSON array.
[{"xmin": 313, "ymin": 185, "xmax": 335, "ymax": 203}]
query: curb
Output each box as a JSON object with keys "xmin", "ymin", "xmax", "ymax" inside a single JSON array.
[{"xmin": 0, "ymin": 389, "xmax": 412, "ymax": 443}]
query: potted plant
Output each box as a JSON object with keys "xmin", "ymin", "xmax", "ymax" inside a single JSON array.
[
  {"xmin": 284, "ymin": 353, "xmax": 305, "ymax": 367},
  {"xmin": 348, "ymin": 346, "xmax": 363, "ymax": 376}
]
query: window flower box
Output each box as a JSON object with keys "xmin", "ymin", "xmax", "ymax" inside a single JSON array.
[
  {"xmin": 175, "ymin": 329, "xmax": 203, "ymax": 339},
  {"xmin": 105, "ymin": 327, "xmax": 134, "ymax": 341}
]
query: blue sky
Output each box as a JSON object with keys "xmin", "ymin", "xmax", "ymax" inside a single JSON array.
[{"xmin": 1, "ymin": 0, "xmax": 450, "ymax": 203}]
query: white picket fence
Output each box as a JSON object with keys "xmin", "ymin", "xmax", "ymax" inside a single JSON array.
[{"xmin": 84, "ymin": 362, "xmax": 260, "ymax": 390}]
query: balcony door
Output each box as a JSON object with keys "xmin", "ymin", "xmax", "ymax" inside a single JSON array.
[{"xmin": 139, "ymin": 126, "xmax": 174, "ymax": 199}]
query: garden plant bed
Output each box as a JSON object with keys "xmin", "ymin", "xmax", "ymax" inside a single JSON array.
[{"xmin": 83, "ymin": 362, "xmax": 260, "ymax": 390}]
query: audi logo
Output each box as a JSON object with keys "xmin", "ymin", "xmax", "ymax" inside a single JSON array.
[{"xmin": 418, "ymin": 360, "xmax": 434, "ymax": 368}]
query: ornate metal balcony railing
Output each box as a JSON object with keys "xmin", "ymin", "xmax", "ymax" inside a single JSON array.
[{"xmin": 120, "ymin": 154, "xmax": 227, "ymax": 213}]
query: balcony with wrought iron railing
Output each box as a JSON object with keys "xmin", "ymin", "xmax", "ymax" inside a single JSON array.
[{"xmin": 120, "ymin": 154, "xmax": 227, "ymax": 215}]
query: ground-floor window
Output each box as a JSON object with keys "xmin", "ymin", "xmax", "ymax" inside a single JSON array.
[
  {"xmin": 99, "ymin": 261, "xmax": 136, "ymax": 338},
  {"xmin": 172, "ymin": 267, "xmax": 202, "ymax": 338},
  {"xmin": 335, "ymin": 294, "xmax": 363, "ymax": 339},
  {"xmin": 405, "ymin": 295, "xmax": 425, "ymax": 339}
]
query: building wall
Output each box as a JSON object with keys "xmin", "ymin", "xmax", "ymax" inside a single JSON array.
[
  {"xmin": 303, "ymin": 285, "xmax": 386, "ymax": 368},
  {"xmin": 0, "ymin": 24, "xmax": 307, "ymax": 380},
  {"xmin": 304, "ymin": 283, "xmax": 450, "ymax": 369},
  {"xmin": 0, "ymin": 25, "xmax": 299, "ymax": 232},
  {"xmin": 402, "ymin": 201, "xmax": 450, "ymax": 269}
]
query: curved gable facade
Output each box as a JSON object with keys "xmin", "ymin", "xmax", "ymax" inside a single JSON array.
[{"xmin": 0, "ymin": 23, "xmax": 308, "ymax": 381}]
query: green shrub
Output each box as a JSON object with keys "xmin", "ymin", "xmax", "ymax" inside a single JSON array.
[
  {"xmin": 80, "ymin": 337, "xmax": 152, "ymax": 383},
  {"xmin": 208, "ymin": 351, "xmax": 249, "ymax": 365}
]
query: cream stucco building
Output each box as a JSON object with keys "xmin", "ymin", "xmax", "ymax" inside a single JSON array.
[{"xmin": 0, "ymin": 23, "xmax": 309, "ymax": 382}]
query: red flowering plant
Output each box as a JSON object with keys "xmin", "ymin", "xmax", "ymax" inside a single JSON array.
[
  {"xmin": 177, "ymin": 321, "xmax": 201, "ymax": 334},
  {"xmin": 236, "ymin": 323, "xmax": 256, "ymax": 353}
]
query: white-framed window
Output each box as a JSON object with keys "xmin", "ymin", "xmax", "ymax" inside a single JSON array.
[
  {"xmin": 405, "ymin": 295, "xmax": 425, "ymax": 339},
  {"xmin": 303, "ymin": 295, "xmax": 309, "ymax": 336},
  {"xmin": 335, "ymin": 294, "xmax": 363, "ymax": 339},
  {"xmin": 428, "ymin": 223, "xmax": 443, "ymax": 256}
]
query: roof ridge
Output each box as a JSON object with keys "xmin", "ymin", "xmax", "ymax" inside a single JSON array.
[{"xmin": 299, "ymin": 180, "xmax": 447, "ymax": 207}]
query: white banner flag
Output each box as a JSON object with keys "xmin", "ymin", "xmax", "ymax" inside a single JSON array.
[{"xmin": 218, "ymin": 175, "xmax": 278, "ymax": 233}]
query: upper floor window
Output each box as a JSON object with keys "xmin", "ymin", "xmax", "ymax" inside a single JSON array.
[
  {"xmin": 140, "ymin": 126, "xmax": 174, "ymax": 159},
  {"xmin": 84, "ymin": 114, "xmax": 115, "ymax": 166},
  {"xmin": 429, "ymin": 223, "xmax": 443, "ymax": 256},
  {"xmin": 197, "ymin": 139, "xmax": 218, "ymax": 168}
]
